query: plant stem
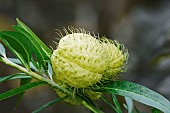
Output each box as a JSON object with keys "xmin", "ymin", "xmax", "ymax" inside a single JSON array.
[{"xmin": 1, "ymin": 58, "xmax": 103, "ymax": 113}]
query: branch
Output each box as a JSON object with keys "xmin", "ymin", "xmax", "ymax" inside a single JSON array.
[{"xmin": 0, "ymin": 57, "xmax": 103, "ymax": 113}]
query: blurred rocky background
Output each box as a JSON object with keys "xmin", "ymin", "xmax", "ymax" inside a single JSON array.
[{"xmin": 0, "ymin": 0, "xmax": 170, "ymax": 113}]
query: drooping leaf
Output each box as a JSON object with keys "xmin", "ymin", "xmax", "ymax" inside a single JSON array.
[
  {"xmin": 0, "ymin": 81, "xmax": 46, "ymax": 100},
  {"xmin": 0, "ymin": 73, "xmax": 32, "ymax": 84},
  {"xmin": 32, "ymin": 96, "xmax": 67, "ymax": 113},
  {"xmin": 112, "ymin": 94, "xmax": 122, "ymax": 113},
  {"xmin": 95, "ymin": 81, "xmax": 170, "ymax": 113},
  {"xmin": 0, "ymin": 43, "xmax": 6, "ymax": 57},
  {"xmin": 0, "ymin": 31, "xmax": 31, "ymax": 68},
  {"xmin": 125, "ymin": 97, "xmax": 134, "ymax": 113}
]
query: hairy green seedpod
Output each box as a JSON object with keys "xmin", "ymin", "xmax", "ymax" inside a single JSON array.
[{"xmin": 51, "ymin": 28, "xmax": 128, "ymax": 103}]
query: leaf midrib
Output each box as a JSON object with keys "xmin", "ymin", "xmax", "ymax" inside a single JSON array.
[{"xmin": 105, "ymin": 86, "xmax": 170, "ymax": 112}]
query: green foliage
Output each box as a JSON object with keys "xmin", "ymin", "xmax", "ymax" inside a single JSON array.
[
  {"xmin": 0, "ymin": 81, "xmax": 46, "ymax": 100},
  {"xmin": 14, "ymin": 77, "xmax": 32, "ymax": 111},
  {"xmin": 0, "ymin": 18, "xmax": 52, "ymax": 71},
  {"xmin": 32, "ymin": 96, "xmax": 68, "ymax": 113},
  {"xmin": 0, "ymin": 18, "xmax": 170, "ymax": 113},
  {"xmin": 96, "ymin": 81, "xmax": 170, "ymax": 113},
  {"xmin": 0, "ymin": 31, "xmax": 32, "ymax": 68},
  {"xmin": 15, "ymin": 18, "xmax": 52, "ymax": 58},
  {"xmin": 0, "ymin": 73, "xmax": 32, "ymax": 84}
]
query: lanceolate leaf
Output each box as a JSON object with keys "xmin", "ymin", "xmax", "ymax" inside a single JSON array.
[
  {"xmin": 0, "ymin": 18, "xmax": 52, "ymax": 71},
  {"xmin": 0, "ymin": 31, "xmax": 31, "ymax": 68},
  {"xmin": 96, "ymin": 81, "xmax": 170, "ymax": 113},
  {"xmin": 0, "ymin": 73, "xmax": 32, "ymax": 84},
  {"xmin": 32, "ymin": 96, "xmax": 67, "ymax": 113},
  {"xmin": 13, "ymin": 18, "xmax": 52, "ymax": 71},
  {"xmin": 0, "ymin": 81, "xmax": 46, "ymax": 100},
  {"xmin": 13, "ymin": 78, "xmax": 32, "ymax": 111},
  {"xmin": 15, "ymin": 18, "xmax": 52, "ymax": 58},
  {"xmin": 13, "ymin": 26, "xmax": 49, "ymax": 69}
]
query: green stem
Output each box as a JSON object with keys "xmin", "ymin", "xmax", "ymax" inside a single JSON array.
[{"xmin": 1, "ymin": 58, "xmax": 103, "ymax": 113}]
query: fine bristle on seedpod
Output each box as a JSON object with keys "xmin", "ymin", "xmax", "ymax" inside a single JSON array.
[{"xmin": 51, "ymin": 27, "xmax": 128, "ymax": 104}]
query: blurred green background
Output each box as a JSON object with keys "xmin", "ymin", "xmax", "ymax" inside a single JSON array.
[{"xmin": 0, "ymin": 0, "xmax": 170, "ymax": 113}]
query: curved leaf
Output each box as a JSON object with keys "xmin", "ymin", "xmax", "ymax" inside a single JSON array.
[
  {"xmin": 13, "ymin": 78, "xmax": 32, "ymax": 111},
  {"xmin": 0, "ymin": 81, "xmax": 46, "ymax": 100},
  {"xmin": 13, "ymin": 18, "xmax": 52, "ymax": 71},
  {"xmin": 13, "ymin": 26, "xmax": 49, "ymax": 69},
  {"xmin": 0, "ymin": 73, "xmax": 32, "ymax": 84},
  {"xmin": 0, "ymin": 31, "xmax": 31, "ymax": 68},
  {"xmin": 32, "ymin": 96, "xmax": 67, "ymax": 113},
  {"xmin": 96, "ymin": 81, "xmax": 170, "ymax": 113},
  {"xmin": 15, "ymin": 18, "xmax": 52, "ymax": 57}
]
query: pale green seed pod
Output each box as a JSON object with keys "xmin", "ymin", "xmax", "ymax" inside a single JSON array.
[
  {"xmin": 51, "ymin": 28, "xmax": 128, "ymax": 103},
  {"xmin": 51, "ymin": 32, "xmax": 128, "ymax": 88}
]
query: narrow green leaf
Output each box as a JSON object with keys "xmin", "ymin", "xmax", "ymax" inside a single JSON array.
[
  {"xmin": 13, "ymin": 19, "xmax": 52, "ymax": 71},
  {"xmin": 13, "ymin": 78, "xmax": 32, "ymax": 111},
  {"xmin": 32, "ymin": 96, "xmax": 67, "ymax": 113},
  {"xmin": 125, "ymin": 97, "xmax": 134, "ymax": 113},
  {"xmin": 13, "ymin": 26, "xmax": 47, "ymax": 69},
  {"xmin": 97, "ymin": 81, "xmax": 170, "ymax": 113},
  {"xmin": 0, "ymin": 81, "xmax": 46, "ymax": 100},
  {"xmin": 112, "ymin": 94, "xmax": 122, "ymax": 113},
  {"xmin": 0, "ymin": 31, "xmax": 31, "ymax": 68},
  {"xmin": 101, "ymin": 96, "xmax": 119, "ymax": 113},
  {"xmin": 0, "ymin": 43, "xmax": 6, "ymax": 57},
  {"xmin": 0, "ymin": 73, "xmax": 32, "ymax": 84},
  {"xmin": 15, "ymin": 18, "xmax": 52, "ymax": 58}
]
